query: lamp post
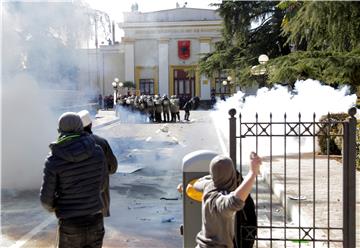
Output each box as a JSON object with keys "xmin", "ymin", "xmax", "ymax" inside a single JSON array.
[
  {"xmin": 119, "ymin": 81, "xmax": 124, "ymax": 96},
  {"xmin": 112, "ymin": 77, "xmax": 120, "ymax": 107},
  {"xmin": 222, "ymin": 75, "xmax": 234, "ymax": 94},
  {"xmin": 251, "ymin": 54, "xmax": 268, "ymax": 86}
]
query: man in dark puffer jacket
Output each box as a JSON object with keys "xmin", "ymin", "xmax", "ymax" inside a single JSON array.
[{"xmin": 40, "ymin": 112, "xmax": 107, "ymax": 248}]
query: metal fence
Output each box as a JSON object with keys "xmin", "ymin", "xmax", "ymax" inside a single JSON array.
[{"xmin": 228, "ymin": 107, "xmax": 357, "ymax": 248}]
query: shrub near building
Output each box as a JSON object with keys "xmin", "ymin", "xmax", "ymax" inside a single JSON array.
[
  {"xmin": 318, "ymin": 113, "xmax": 360, "ymax": 171},
  {"xmin": 318, "ymin": 113, "xmax": 348, "ymax": 155}
]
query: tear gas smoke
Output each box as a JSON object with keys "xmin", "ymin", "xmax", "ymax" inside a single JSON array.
[
  {"xmin": 2, "ymin": 74, "xmax": 58, "ymax": 190},
  {"xmin": 1, "ymin": 1, "xmax": 99, "ymax": 190},
  {"xmin": 115, "ymin": 105, "xmax": 149, "ymax": 123},
  {"xmin": 212, "ymin": 79, "xmax": 357, "ymax": 164}
]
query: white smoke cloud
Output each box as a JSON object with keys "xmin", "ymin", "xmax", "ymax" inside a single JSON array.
[
  {"xmin": 212, "ymin": 79, "xmax": 357, "ymax": 163},
  {"xmin": 2, "ymin": 74, "xmax": 57, "ymax": 190},
  {"xmin": 1, "ymin": 1, "xmax": 99, "ymax": 190}
]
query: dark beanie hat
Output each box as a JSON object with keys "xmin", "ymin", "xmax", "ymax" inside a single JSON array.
[{"xmin": 58, "ymin": 112, "xmax": 83, "ymax": 133}]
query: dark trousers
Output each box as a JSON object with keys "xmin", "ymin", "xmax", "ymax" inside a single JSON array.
[
  {"xmin": 58, "ymin": 213, "xmax": 104, "ymax": 248},
  {"xmin": 184, "ymin": 110, "xmax": 190, "ymax": 121},
  {"xmin": 171, "ymin": 112, "xmax": 180, "ymax": 122},
  {"xmin": 163, "ymin": 111, "xmax": 170, "ymax": 122},
  {"xmin": 171, "ymin": 113, "xmax": 176, "ymax": 122},
  {"xmin": 149, "ymin": 112, "xmax": 155, "ymax": 122},
  {"xmin": 155, "ymin": 112, "xmax": 162, "ymax": 122}
]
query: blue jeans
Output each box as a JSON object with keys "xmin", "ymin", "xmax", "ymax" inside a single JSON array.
[{"xmin": 58, "ymin": 213, "xmax": 104, "ymax": 248}]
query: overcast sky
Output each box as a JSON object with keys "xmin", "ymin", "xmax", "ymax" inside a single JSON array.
[{"xmin": 85, "ymin": 0, "xmax": 221, "ymax": 22}]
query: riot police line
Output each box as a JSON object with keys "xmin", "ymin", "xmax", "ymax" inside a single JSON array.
[{"xmin": 115, "ymin": 94, "xmax": 200, "ymax": 123}]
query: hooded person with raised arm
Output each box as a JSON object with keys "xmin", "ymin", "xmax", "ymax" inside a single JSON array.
[{"xmin": 195, "ymin": 153, "xmax": 261, "ymax": 248}]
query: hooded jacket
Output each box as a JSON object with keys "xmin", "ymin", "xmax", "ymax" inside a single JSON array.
[
  {"xmin": 40, "ymin": 133, "xmax": 106, "ymax": 219},
  {"xmin": 195, "ymin": 156, "xmax": 244, "ymax": 248}
]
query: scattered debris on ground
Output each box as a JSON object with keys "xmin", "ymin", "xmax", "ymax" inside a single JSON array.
[
  {"xmin": 161, "ymin": 217, "xmax": 175, "ymax": 223},
  {"xmin": 160, "ymin": 197, "xmax": 179, "ymax": 201}
]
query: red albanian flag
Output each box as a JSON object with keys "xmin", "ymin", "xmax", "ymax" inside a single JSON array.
[{"xmin": 178, "ymin": 40, "xmax": 190, "ymax": 60}]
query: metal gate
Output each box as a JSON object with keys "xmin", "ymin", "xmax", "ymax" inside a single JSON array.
[{"xmin": 228, "ymin": 107, "xmax": 357, "ymax": 248}]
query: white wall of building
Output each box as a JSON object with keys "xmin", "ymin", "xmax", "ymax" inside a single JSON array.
[
  {"xmin": 125, "ymin": 42, "xmax": 135, "ymax": 82},
  {"xmin": 101, "ymin": 51, "xmax": 125, "ymax": 97},
  {"xmin": 119, "ymin": 8, "xmax": 222, "ymax": 100},
  {"xmin": 135, "ymin": 39, "xmax": 158, "ymax": 66},
  {"xmin": 200, "ymin": 40, "xmax": 211, "ymax": 99},
  {"xmin": 81, "ymin": 45, "xmax": 125, "ymax": 97},
  {"xmin": 78, "ymin": 49, "xmax": 103, "ymax": 98},
  {"xmin": 158, "ymin": 40, "xmax": 169, "ymax": 96}
]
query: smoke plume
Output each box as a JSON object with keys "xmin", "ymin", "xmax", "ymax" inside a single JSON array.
[
  {"xmin": 1, "ymin": 1, "xmax": 97, "ymax": 190},
  {"xmin": 212, "ymin": 79, "xmax": 357, "ymax": 163}
]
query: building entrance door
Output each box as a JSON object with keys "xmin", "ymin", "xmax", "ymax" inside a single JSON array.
[{"xmin": 173, "ymin": 69, "xmax": 195, "ymax": 102}]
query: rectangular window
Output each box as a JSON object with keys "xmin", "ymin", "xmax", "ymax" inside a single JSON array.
[
  {"xmin": 173, "ymin": 69, "xmax": 195, "ymax": 99},
  {"xmin": 179, "ymin": 80, "xmax": 184, "ymax": 94},
  {"xmin": 215, "ymin": 71, "xmax": 230, "ymax": 95},
  {"xmin": 139, "ymin": 79, "xmax": 155, "ymax": 95},
  {"xmin": 150, "ymin": 83, "xmax": 154, "ymax": 95},
  {"xmin": 191, "ymin": 79, "xmax": 195, "ymax": 96},
  {"xmin": 185, "ymin": 80, "xmax": 190, "ymax": 94},
  {"xmin": 140, "ymin": 83, "xmax": 145, "ymax": 93},
  {"xmin": 174, "ymin": 80, "xmax": 178, "ymax": 95}
]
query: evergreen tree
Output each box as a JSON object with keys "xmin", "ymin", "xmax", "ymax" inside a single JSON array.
[
  {"xmin": 281, "ymin": 1, "xmax": 360, "ymax": 52},
  {"xmin": 199, "ymin": 1, "xmax": 290, "ymax": 87},
  {"xmin": 200, "ymin": 1, "xmax": 360, "ymax": 89},
  {"xmin": 267, "ymin": 1, "xmax": 360, "ymax": 89}
]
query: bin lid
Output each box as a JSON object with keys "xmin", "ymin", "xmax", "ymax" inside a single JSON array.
[
  {"xmin": 186, "ymin": 178, "xmax": 203, "ymax": 202},
  {"xmin": 182, "ymin": 150, "xmax": 218, "ymax": 172}
]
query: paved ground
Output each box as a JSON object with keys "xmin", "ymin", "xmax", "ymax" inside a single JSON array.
[
  {"xmin": 260, "ymin": 156, "xmax": 360, "ymax": 248},
  {"xmin": 1, "ymin": 110, "xmax": 225, "ymax": 248},
  {"xmin": 1, "ymin": 109, "xmax": 359, "ymax": 248},
  {"xmin": 98, "ymin": 110, "xmax": 225, "ymax": 247}
]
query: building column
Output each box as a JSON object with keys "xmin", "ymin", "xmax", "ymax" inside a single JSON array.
[
  {"xmin": 158, "ymin": 38, "xmax": 169, "ymax": 96},
  {"xmin": 199, "ymin": 37, "xmax": 212, "ymax": 100},
  {"xmin": 96, "ymin": 49, "xmax": 105, "ymax": 96},
  {"xmin": 124, "ymin": 38, "xmax": 135, "ymax": 83}
]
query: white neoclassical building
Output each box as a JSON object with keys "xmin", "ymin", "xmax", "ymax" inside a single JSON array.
[
  {"xmin": 89, "ymin": 7, "xmax": 224, "ymax": 101},
  {"xmin": 120, "ymin": 7, "xmax": 222, "ymax": 100}
]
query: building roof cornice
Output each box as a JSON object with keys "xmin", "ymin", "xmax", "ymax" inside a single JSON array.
[
  {"xmin": 119, "ymin": 20, "xmax": 221, "ymax": 29},
  {"xmin": 122, "ymin": 7, "xmax": 221, "ymax": 23},
  {"xmin": 125, "ymin": 7, "xmax": 218, "ymax": 14}
]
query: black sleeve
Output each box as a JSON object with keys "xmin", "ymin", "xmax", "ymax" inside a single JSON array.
[{"xmin": 40, "ymin": 159, "xmax": 57, "ymax": 212}]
